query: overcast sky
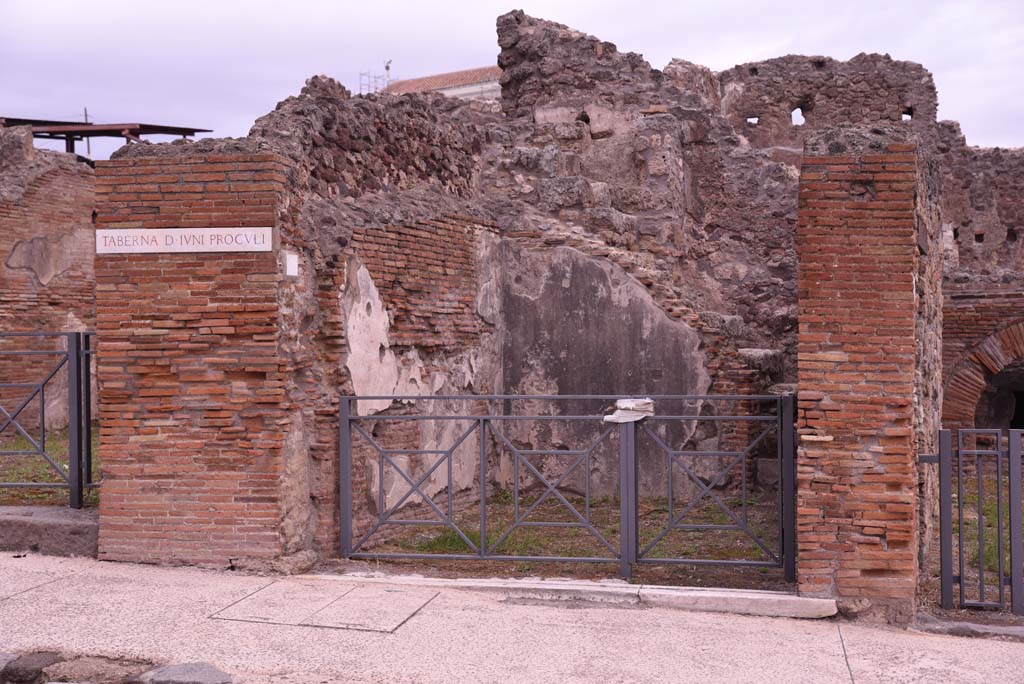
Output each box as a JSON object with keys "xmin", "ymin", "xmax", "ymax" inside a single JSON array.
[{"xmin": 2, "ymin": 0, "xmax": 1022, "ymax": 160}]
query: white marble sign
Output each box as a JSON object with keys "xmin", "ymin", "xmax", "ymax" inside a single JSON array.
[{"xmin": 95, "ymin": 227, "xmax": 273, "ymax": 254}]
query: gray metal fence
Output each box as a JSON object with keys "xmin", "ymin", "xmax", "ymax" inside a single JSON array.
[
  {"xmin": 0, "ymin": 332, "xmax": 95, "ymax": 508},
  {"xmin": 340, "ymin": 394, "xmax": 796, "ymax": 580},
  {"xmin": 924, "ymin": 429, "xmax": 1024, "ymax": 615}
]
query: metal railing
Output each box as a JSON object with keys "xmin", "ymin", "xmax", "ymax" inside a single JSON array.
[
  {"xmin": 924, "ymin": 429, "xmax": 1024, "ymax": 615},
  {"xmin": 0, "ymin": 332, "xmax": 95, "ymax": 508},
  {"xmin": 340, "ymin": 394, "xmax": 796, "ymax": 580}
]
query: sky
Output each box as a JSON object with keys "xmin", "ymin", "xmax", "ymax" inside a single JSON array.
[{"xmin": 2, "ymin": 0, "xmax": 1022, "ymax": 160}]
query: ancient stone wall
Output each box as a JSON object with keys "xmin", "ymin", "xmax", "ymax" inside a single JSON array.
[
  {"xmin": 718, "ymin": 54, "xmax": 937, "ymax": 159},
  {"xmin": 0, "ymin": 128, "xmax": 95, "ymax": 333},
  {"xmin": 935, "ymin": 123, "xmax": 1024, "ymax": 429},
  {"xmin": 795, "ymin": 127, "xmax": 941, "ymax": 621},
  {"xmin": 712, "ymin": 49, "xmax": 1024, "ymax": 437},
  {"xmin": 36, "ymin": 10, "xmax": 1018, "ymax": 605},
  {"xmin": 93, "ymin": 152, "xmax": 294, "ymax": 565},
  {"xmin": 0, "ymin": 127, "xmax": 95, "ymax": 431},
  {"xmin": 491, "ymin": 10, "xmax": 793, "ymax": 407}
]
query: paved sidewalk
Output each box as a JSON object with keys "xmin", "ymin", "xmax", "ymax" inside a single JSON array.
[{"xmin": 0, "ymin": 554, "xmax": 1020, "ymax": 683}]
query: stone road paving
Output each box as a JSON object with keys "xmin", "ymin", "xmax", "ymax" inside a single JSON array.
[{"xmin": 0, "ymin": 554, "xmax": 1021, "ymax": 683}]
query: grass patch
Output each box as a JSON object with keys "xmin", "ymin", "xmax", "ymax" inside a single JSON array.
[
  {"xmin": 368, "ymin": 485, "xmax": 781, "ymax": 568},
  {"xmin": 407, "ymin": 525, "xmax": 545, "ymax": 556},
  {"xmin": 960, "ymin": 487, "xmax": 1019, "ymax": 577},
  {"xmin": 0, "ymin": 422, "xmax": 99, "ymax": 506}
]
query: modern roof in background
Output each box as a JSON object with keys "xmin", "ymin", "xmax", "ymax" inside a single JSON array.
[
  {"xmin": 0, "ymin": 117, "xmax": 211, "ymax": 154},
  {"xmin": 384, "ymin": 65, "xmax": 501, "ymax": 95}
]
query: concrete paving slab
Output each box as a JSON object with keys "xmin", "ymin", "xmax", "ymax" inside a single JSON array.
[
  {"xmin": 302, "ymin": 585, "xmax": 438, "ymax": 632},
  {"xmin": 1, "ymin": 554, "xmax": 1021, "ymax": 684},
  {"xmin": 308, "ymin": 572, "xmax": 641, "ymax": 605},
  {"xmin": 212, "ymin": 579, "xmax": 354, "ymax": 626},
  {"xmin": 838, "ymin": 622, "xmax": 1024, "ymax": 684}
]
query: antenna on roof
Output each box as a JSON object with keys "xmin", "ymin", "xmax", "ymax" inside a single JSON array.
[{"xmin": 359, "ymin": 62, "xmax": 393, "ymax": 95}]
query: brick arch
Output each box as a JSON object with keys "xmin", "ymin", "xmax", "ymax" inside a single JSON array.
[{"xmin": 943, "ymin": 319, "xmax": 1024, "ymax": 429}]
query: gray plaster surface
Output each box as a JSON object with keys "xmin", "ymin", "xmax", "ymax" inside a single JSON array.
[{"xmin": 0, "ymin": 554, "xmax": 1021, "ymax": 684}]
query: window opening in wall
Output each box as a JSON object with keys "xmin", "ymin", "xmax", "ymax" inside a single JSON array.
[
  {"xmin": 791, "ymin": 108, "xmax": 805, "ymax": 126},
  {"xmin": 749, "ymin": 67, "xmax": 759, "ymax": 76},
  {"xmin": 953, "ymin": 227, "xmax": 960, "ymax": 241},
  {"xmin": 1012, "ymin": 391, "xmax": 1024, "ymax": 430},
  {"xmin": 746, "ymin": 116, "xmax": 759, "ymax": 125},
  {"xmin": 1008, "ymin": 228, "xmax": 1018, "ymax": 244},
  {"xmin": 902, "ymin": 107, "xmax": 914, "ymax": 121},
  {"xmin": 975, "ymin": 233, "xmax": 985, "ymax": 244}
]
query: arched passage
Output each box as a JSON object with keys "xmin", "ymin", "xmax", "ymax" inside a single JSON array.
[{"xmin": 943, "ymin": 319, "xmax": 1024, "ymax": 430}]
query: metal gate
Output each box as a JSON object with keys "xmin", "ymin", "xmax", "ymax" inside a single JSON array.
[
  {"xmin": 339, "ymin": 394, "xmax": 796, "ymax": 580},
  {"xmin": 0, "ymin": 332, "xmax": 95, "ymax": 508},
  {"xmin": 924, "ymin": 429, "xmax": 1024, "ymax": 614}
]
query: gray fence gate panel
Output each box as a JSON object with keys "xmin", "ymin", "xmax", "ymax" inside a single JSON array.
[
  {"xmin": 339, "ymin": 394, "xmax": 797, "ymax": 581},
  {"xmin": 931, "ymin": 428, "xmax": 1024, "ymax": 615},
  {"xmin": 0, "ymin": 331, "xmax": 94, "ymax": 508}
]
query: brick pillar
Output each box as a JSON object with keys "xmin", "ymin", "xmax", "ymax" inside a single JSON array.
[
  {"xmin": 796, "ymin": 130, "xmax": 924, "ymax": 620},
  {"xmin": 93, "ymin": 152, "xmax": 293, "ymax": 566}
]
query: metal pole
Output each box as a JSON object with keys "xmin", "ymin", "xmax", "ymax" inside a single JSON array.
[
  {"xmin": 939, "ymin": 430, "xmax": 954, "ymax": 609},
  {"xmin": 1008, "ymin": 430, "xmax": 1023, "ymax": 616},
  {"xmin": 339, "ymin": 396, "xmax": 353, "ymax": 557},
  {"xmin": 618, "ymin": 421, "xmax": 637, "ymax": 579},
  {"xmin": 479, "ymin": 418, "xmax": 487, "ymax": 558},
  {"xmin": 66, "ymin": 333, "xmax": 83, "ymax": 509},
  {"xmin": 82, "ymin": 333, "xmax": 92, "ymax": 486},
  {"xmin": 781, "ymin": 395, "xmax": 797, "ymax": 583}
]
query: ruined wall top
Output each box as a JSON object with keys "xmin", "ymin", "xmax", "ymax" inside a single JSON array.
[
  {"xmin": 802, "ymin": 122, "xmax": 917, "ymax": 156},
  {"xmin": 496, "ymin": 10, "xmax": 669, "ymax": 118},
  {"xmin": 114, "ymin": 76, "xmax": 499, "ymax": 204},
  {"xmin": 0, "ymin": 127, "xmax": 91, "ymax": 204},
  {"xmin": 719, "ymin": 54, "xmax": 937, "ymax": 150},
  {"xmin": 99, "ymin": 11, "xmax": 1018, "ymax": 295}
]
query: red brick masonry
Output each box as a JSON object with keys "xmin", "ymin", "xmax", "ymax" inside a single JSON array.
[
  {"xmin": 796, "ymin": 143, "xmax": 921, "ymax": 613},
  {"xmin": 93, "ymin": 153, "xmax": 293, "ymax": 564}
]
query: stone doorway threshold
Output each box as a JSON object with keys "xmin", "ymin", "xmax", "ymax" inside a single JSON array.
[{"xmin": 298, "ymin": 572, "xmax": 837, "ymax": 620}]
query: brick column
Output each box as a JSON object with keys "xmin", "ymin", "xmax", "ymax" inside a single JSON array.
[
  {"xmin": 796, "ymin": 130, "xmax": 924, "ymax": 620},
  {"xmin": 93, "ymin": 152, "xmax": 293, "ymax": 565}
]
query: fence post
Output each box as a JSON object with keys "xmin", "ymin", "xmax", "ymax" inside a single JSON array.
[
  {"xmin": 618, "ymin": 420, "xmax": 637, "ymax": 579},
  {"xmin": 479, "ymin": 417, "xmax": 488, "ymax": 558},
  {"xmin": 1009, "ymin": 430, "xmax": 1023, "ymax": 616},
  {"xmin": 939, "ymin": 429, "xmax": 954, "ymax": 610},
  {"xmin": 780, "ymin": 394, "xmax": 797, "ymax": 583},
  {"xmin": 82, "ymin": 333, "xmax": 92, "ymax": 486},
  {"xmin": 339, "ymin": 396, "xmax": 353, "ymax": 557},
  {"xmin": 66, "ymin": 333, "xmax": 83, "ymax": 509}
]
